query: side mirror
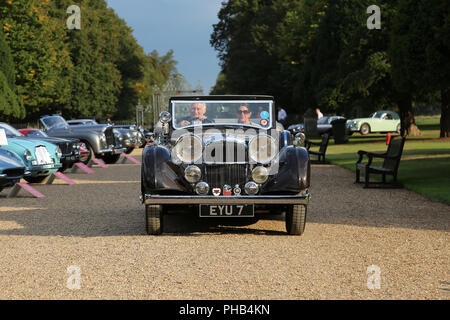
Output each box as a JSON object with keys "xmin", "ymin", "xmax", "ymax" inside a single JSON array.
[{"xmin": 294, "ymin": 133, "xmax": 306, "ymax": 146}]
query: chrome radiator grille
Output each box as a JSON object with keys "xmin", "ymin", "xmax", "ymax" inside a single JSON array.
[
  {"xmin": 105, "ymin": 128, "xmax": 115, "ymax": 147},
  {"xmin": 203, "ymin": 164, "xmax": 248, "ymax": 188}
]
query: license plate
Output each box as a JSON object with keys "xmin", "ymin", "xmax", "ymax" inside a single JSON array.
[
  {"xmin": 199, "ymin": 204, "xmax": 254, "ymax": 217},
  {"xmin": 114, "ymin": 149, "xmax": 123, "ymax": 154},
  {"xmin": 43, "ymin": 164, "xmax": 53, "ymax": 169}
]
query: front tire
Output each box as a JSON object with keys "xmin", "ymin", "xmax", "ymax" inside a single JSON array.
[
  {"xmin": 285, "ymin": 205, "xmax": 307, "ymax": 235},
  {"xmin": 81, "ymin": 141, "xmax": 94, "ymax": 165},
  {"xmin": 360, "ymin": 123, "xmax": 370, "ymax": 135},
  {"xmin": 102, "ymin": 154, "xmax": 121, "ymax": 164},
  {"xmin": 125, "ymin": 147, "xmax": 134, "ymax": 154},
  {"xmin": 146, "ymin": 204, "xmax": 163, "ymax": 235},
  {"xmin": 24, "ymin": 176, "xmax": 47, "ymax": 184}
]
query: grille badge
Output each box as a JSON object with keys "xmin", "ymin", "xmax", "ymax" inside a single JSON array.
[
  {"xmin": 233, "ymin": 185, "xmax": 242, "ymax": 196},
  {"xmin": 223, "ymin": 185, "xmax": 232, "ymax": 196},
  {"xmin": 212, "ymin": 188, "xmax": 221, "ymax": 196}
]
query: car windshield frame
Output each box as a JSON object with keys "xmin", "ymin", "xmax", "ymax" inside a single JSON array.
[
  {"xmin": 68, "ymin": 120, "xmax": 98, "ymax": 125},
  {"xmin": 0, "ymin": 123, "xmax": 24, "ymax": 138},
  {"xmin": 369, "ymin": 112, "xmax": 385, "ymax": 119},
  {"xmin": 41, "ymin": 115, "xmax": 69, "ymax": 130},
  {"xmin": 27, "ymin": 130, "xmax": 48, "ymax": 137},
  {"xmin": 171, "ymin": 99, "xmax": 274, "ymax": 130}
]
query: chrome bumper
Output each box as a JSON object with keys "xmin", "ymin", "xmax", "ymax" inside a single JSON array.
[
  {"xmin": 98, "ymin": 148, "xmax": 126, "ymax": 154},
  {"xmin": 142, "ymin": 194, "xmax": 311, "ymax": 205}
]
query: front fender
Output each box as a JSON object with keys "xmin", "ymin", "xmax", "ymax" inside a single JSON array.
[
  {"xmin": 142, "ymin": 145, "xmax": 190, "ymax": 194},
  {"xmin": 262, "ymin": 146, "xmax": 310, "ymax": 194}
]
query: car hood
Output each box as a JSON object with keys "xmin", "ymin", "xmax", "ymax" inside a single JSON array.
[
  {"xmin": 348, "ymin": 118, "xmax": 370, "ymax": 123},
  {"xmin": 5, "ymin": 138, "xmax": 58, "ymax": 153},
  {"xmin": 68, "ymin": 124, "xmax": 111, "ymax": 133},
  {"xmin": 0, "ymin": 148, "xmax": 25, "ymax": 170},
  {"xmin": 14, "ymin": 136, "xmax": 79, "ymax": 145}
]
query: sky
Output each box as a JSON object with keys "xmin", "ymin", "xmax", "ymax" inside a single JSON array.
[{"xmin": 106, "ymin": 0, "xmax": 223, "ymax": 94}]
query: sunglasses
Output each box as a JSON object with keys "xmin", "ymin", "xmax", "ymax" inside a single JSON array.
[{"xmin": 237, "ymin": 110, "xmax": 250, "ymax": 114}]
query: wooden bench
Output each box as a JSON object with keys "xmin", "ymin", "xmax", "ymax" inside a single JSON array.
[
  {"xmin": 305, "ymin": 133, "xmax": 330, "ymax": 163},
  {"xmin": 355, "ymin": 137, "xmax": 406, "ymax": 188}
]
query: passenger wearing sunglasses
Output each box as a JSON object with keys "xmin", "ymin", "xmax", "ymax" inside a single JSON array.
[{"xmin": 236, "ymin": 104, "xmax": 257, "ymax": 125}]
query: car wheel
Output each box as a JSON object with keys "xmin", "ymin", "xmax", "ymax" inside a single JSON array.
[
  {"xmin": 58, "ymin": 163, "xmax": 67, "ymax": 173},
  {"xmin": 285, "ymin": 204, "xmax": 307, "ymax": 235},
  {"xmin": 360, "ymin": 123, "xmax": 370, "ymax": 135},
  {"xmin": 81, "ymin": 141, "xmax": 94, "ymax": 164},
  {"xmin": 23, "ymin": 176, "xmax": 48, "ymax": 184},
  {"xmin": 125, "ymin": 147, "xmax": 134, "ymax": 154},
  {"xmin": 146, "ymin": 204, "xmax": 163, "ymax": 235},
  {"xmin": 396, "ymin": 124, "xmax": 401, "ymax": 134},
  {"xmin": 102, "ymin": 154, "xmax": 121, "ymax": 164}
]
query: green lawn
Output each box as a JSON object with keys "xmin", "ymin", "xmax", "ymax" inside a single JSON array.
[{"xmin": 312, "ymin": 116, "xmax": 450, "ymax": 205}]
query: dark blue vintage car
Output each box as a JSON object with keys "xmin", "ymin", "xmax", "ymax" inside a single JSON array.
[
  {"xmin": 0, "ymin": 148, "xmax": 26, "ymax": 192},
  {"xmin": 141, "ymin": 95, "xmax": 311, "ymax": 235}
]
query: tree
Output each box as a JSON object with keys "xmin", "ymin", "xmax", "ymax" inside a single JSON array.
[
  {"xmin": 391, "ymin": 0, "xmax": 450, "ymax": 137},
  {"xmin": 211, "ymin": 0, "xmax": 296, "ymax": 108},
  {"xmin": 0, "ymin": 29, "xmax": 24, "ymax": 119}
]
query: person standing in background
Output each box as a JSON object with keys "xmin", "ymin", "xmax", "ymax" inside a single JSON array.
[
  {"xmin": 277, "ymin": 105, "xmax": 287, "ymax": 127},
  {"xmin": 316, "ymin": 108, "xmax": 323, "ymax": 119}
]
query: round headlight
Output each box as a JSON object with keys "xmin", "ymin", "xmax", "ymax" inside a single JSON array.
[
  {"xmin": 184, "ymin": 165, "xmax": 201, "ymax": 183},
  {"xmin": 24, "ymin": 150, "xmax": 32, "ymax": 161},
  {"xmin": 159, "ymin": 111, "xmax": 172, "ymax": 124},
  {"xmin": 248, "ymin": 134, "xmax": 277, "ymax": 164},
  {"xmin": 244, "ymin": 181, "xmax": 259, "ymax": 195},
  {"xmin": 252, "ymin": 166, "xmax": 269, "ymax": 184},
  {"xmin": 174, "ymin": 134, "xmax": 203, "ymax": 163},
  {"xmin": 294, "ymin": 133, "xmax": 306, "ymax": 146},
  {"xmin": 56, "ymin": 147, "xmax": 62, "ymax": 158},
  {"xmin": 195, "ymin": 182, "xmax": 209, "ymax": 195}
]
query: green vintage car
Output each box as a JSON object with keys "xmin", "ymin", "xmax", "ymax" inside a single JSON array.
[{"xmin": 346, "ymin": 111, "xmax": 401, "ymax": 135}]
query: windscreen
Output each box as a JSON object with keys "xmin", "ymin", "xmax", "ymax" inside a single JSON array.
[
  {"xmin": 172, "ymin": 100, "xmax": 273, "ymax": 129},
  {"xmin": 0, "ymin": 123, "xmax": 24, "ymax": 137}
]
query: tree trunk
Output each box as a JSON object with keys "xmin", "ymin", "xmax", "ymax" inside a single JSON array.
[
  {"xmin": 397, "ymin": 93, "xmax": 422, "ymax": 137},
  {"xmin": 441, "ymin": 88, "xmax": 450, "ymax": 138}
]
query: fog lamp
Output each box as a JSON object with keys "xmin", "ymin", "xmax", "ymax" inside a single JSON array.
[
  {"xmin": 252, "ymin": 166, "xmax": 269, "ymax": 184},
  {"xmin": 244, "ymin": 181, "xmax": 259, "ymax": 195},
  {"xmin": 184, "ymin": 165, "xmax": 201, "ymax": 183},
  {"xmin": 195, "ymin": 182, "xmax": 209, "ymax": 195}
]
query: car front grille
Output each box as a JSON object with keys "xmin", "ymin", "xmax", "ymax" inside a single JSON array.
[
  {"xmin": 203, "ymin": 164, "xmax": 248, "ymax": 189},
  {"xmin": 105, "ymin": 128, "xmax": 116, "ymax": 147},
  {"xmin": 58, "ymin": 142, "xmax": 71, "ymax": 155},
  {"xmin": 3, "ymin": 168, "xmax": 25, "ymax": 178}
]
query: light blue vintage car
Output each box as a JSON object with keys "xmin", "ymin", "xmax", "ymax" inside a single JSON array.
[{"xmin": 0, "ymin": 126, "xmax": 62, "ymax": 183}]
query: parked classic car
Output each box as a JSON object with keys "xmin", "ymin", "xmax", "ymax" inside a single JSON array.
[
  {"xmin": 346, "ymin": 110, "xmax": 401, "ymax": 135},
  {"xmin": 287, "ymin": 116, "xmax": 347, "ymax": 135},
  {"xmin": 67, "ymin": 119, "xmax": 142, "ymax": 154},
  {"xmin": 141, "ymin": 95, "xmax": 311, "ymax": 235},
  {"xmin": 40, "ymin": 115, "xmax": 125, "ymax": 164},
  {"xmin": 12, "ymin": 127, "xmax": 80, "ymax": 171},
  {"xmin": 0, "ymin": 125, "xmax": 62, "ymax": 183},
  {"xmin": 0, "ymin": 147, "xmax": 27, "ymax": 192},
  {"xmin": 19, "ymin": 129, "xmax": 90, "ymax": 164}
]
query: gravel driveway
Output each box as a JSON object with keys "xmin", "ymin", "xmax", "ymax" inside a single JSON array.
[{"xmin": 0, "ymin": 149, "xmax": 448, "ymax": 299}]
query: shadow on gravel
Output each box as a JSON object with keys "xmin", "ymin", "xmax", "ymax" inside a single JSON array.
[{"xmin": 0, "ymin": 206, "xmax": 287, "ymax": 237}]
